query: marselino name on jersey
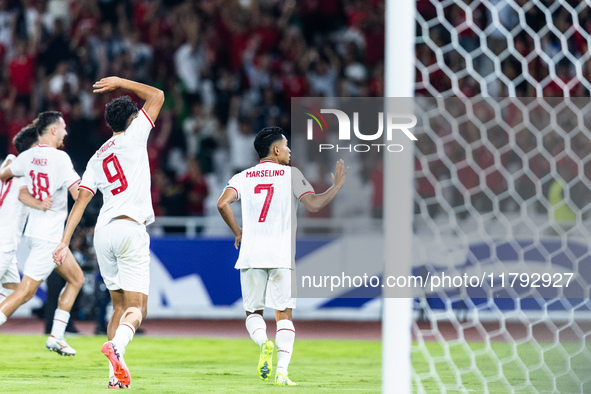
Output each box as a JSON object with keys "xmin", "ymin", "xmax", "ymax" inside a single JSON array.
[{"xmin": 245, "ymin": 169, "xmax": 285, "ymax": 178}]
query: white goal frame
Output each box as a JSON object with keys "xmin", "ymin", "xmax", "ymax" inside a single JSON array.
[{"xmin": 383, "ymin": 0, "xmax": 415, "ymax": 393}]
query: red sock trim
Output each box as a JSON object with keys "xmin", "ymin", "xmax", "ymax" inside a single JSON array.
[
  {"xmin": 53, "ymin": 318, "xmax": 68, "ymax": 325},
  {"xmin": 278, "ymin": 350, "xmax": 291, "ymax": 354},
  {"xmin": 121, "ymin": 322, "xmax": 136, "ymax": 334},
  {"xmin": 277, "ymin": 328, "xmax": 295, "ymax": 333}
]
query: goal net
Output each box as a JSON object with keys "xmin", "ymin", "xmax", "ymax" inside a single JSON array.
[{"xmin": 412, "ymin": 1, "xmax": 591, "ymax": 392}]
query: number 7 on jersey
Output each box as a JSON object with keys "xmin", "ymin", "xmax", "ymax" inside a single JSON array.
[{"xmin": 254, "ymin": 184, "xmax": 274, "ymax": 222}]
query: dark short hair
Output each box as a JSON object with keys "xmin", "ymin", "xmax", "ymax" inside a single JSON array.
[
  {"xmin": 13, "ymin": 123, "xmax": 39, "ymax": 153},
  {"xmin": 36, "ymin": 111, "xmax": 63, "ymax": 136},
  {"xmin": 105, "ymin": 96, "xmax": 138, "ymax": 132},
  {"xmin": 254, "ymin": 127, "xmax": 284, "ymax": 159}
]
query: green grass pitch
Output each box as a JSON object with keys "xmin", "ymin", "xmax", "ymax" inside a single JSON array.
[
  {"xmin": 0, "ymin": 334, "xmax": 381, "ymax": 393},
  {"xmin": 413, "ymin": 340, "xmax": 591, "ymax": 393},
  {"xmin": 1, "ymin": 334, "xmax": 588, "ymax": 392}
]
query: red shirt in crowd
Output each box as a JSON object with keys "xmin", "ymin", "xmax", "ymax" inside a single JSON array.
[{"xmin": 9, "ymin": 54, "xmax": 35, "ymax": 97}]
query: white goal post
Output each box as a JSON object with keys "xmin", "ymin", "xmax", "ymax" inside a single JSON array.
[{"xmin": 383, "ymin": 0, "xmax": 415, "ymax": 393}]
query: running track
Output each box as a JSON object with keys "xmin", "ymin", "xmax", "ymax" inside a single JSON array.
[
  {"xmin": 2, "ymin": 318, "xmax": 587, "ymax": 342},
  {"xmin": 1, "ymin": 318, "xmax": 381, "ymax": 340}
]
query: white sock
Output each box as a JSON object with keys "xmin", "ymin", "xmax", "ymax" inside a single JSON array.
[
  {"xmin": 109, "ymin": 362, "xmax": 114, "ymax": 378},
  {"xmin": 50, "ymin": 309, "xmax": 70, "ymax": 340},
  {"xmin": 0, "ymin": 287, "xmax": 14, "ymax": 303},
  {"xmin": 246, "ymin": 314, "xmax": 268, "ymax": 346},
  {"xmin": 0, "ymin": 311, "xmax": 7, "ymax": 325},
  {"xmin": 112, "ymin": 323, "xmax": 135, "ymax": 353},
  {"xmin": 275, "ymin": 319, "xmax": 295, "ymax": 375}
]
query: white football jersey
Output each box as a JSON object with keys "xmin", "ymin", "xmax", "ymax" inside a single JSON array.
[
  {"xmin": 0, "ymin": 170, "xmax": 28, "ymax": 252},
  {"xmin": 79, "ymin": 108, "xmax": 155, "ymax": 231},
  {"xmin": 225, "ymin": 161, "xmax": 314, "ymax": 269},
  {"xmin": 9, "ymin": 146, "xmax": 80, "ymax": 243}
]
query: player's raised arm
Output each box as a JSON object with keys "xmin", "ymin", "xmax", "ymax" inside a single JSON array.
[
  {"xmin": 92, "ymin": 77, "xmax": 165, "ymax": 122},
  {"xmin": 217, "ymin": 188, "xmax": 243, "ymax": 249},
  {"xmin": 53, "ymin": 189, "xmax": 94, "ymax": 265},
  {"xmin": 300, "ymin": 159, "xmax": 349, "ymax": 213}
]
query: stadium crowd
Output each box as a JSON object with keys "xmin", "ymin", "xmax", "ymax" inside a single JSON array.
[
  {"xmin": 0, "ymin": 0, "xmax": 385, "ymax": 220},
  {"xmin": 0, "ymin": 0, "xmax": 587, "ymax": 223}
]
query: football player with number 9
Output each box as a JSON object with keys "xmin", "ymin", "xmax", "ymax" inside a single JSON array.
[{"xmin": 52, "ymin": 77, "xmax": 164, "ymax": 389}]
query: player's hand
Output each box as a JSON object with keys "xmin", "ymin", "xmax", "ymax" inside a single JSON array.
[
  {"xmin": 331, "ymin": 159, "xmax": 349, "ymax": 190},
  {"xmin": 234, "ymin": 227, "xmax": 243, "ymax": 249},
  {"xmin": 39, "ymin": 195, "xmax": 53, "ymax": 211},
  {"xmin": 93, "ymin": 77, "xmax": 121, "ymax": 93},
  {"xmin": 52, "ymin": 242, "xmax": 69, "ymax": 265}
]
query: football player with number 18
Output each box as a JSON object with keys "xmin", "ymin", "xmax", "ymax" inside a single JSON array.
[{"xmin": 0, "ymin": 112, "xmax": 84, "ymax": 357}]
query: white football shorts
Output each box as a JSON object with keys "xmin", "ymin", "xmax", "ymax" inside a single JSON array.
[
  {"xmin": 0, "ymin": 250, "xmax": 21, "ymax": 284},
  {"xmin": 240, "ymin": 268, "xmax": 296, "ymax": 312},
  {"xmin": 23, "ymin": 237, "xmax": 58, "ymax": 281},
  {"xmin": 94, "ymin": 219, "xmax": 150, "ymax": 295}
]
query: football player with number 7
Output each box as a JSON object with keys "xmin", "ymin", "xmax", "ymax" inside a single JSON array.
[
  {"xmin": 53, "ymin": 77, "xmax": 164, "ymax": 389},
  {"xmin": 217, "ymin": 127, "xmax": 348, "ymax": 386}
]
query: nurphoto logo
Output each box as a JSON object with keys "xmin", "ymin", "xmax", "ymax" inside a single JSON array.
[{"xmin": 304, "ymin": 107, "xmax": 418, "ymax": 153}]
